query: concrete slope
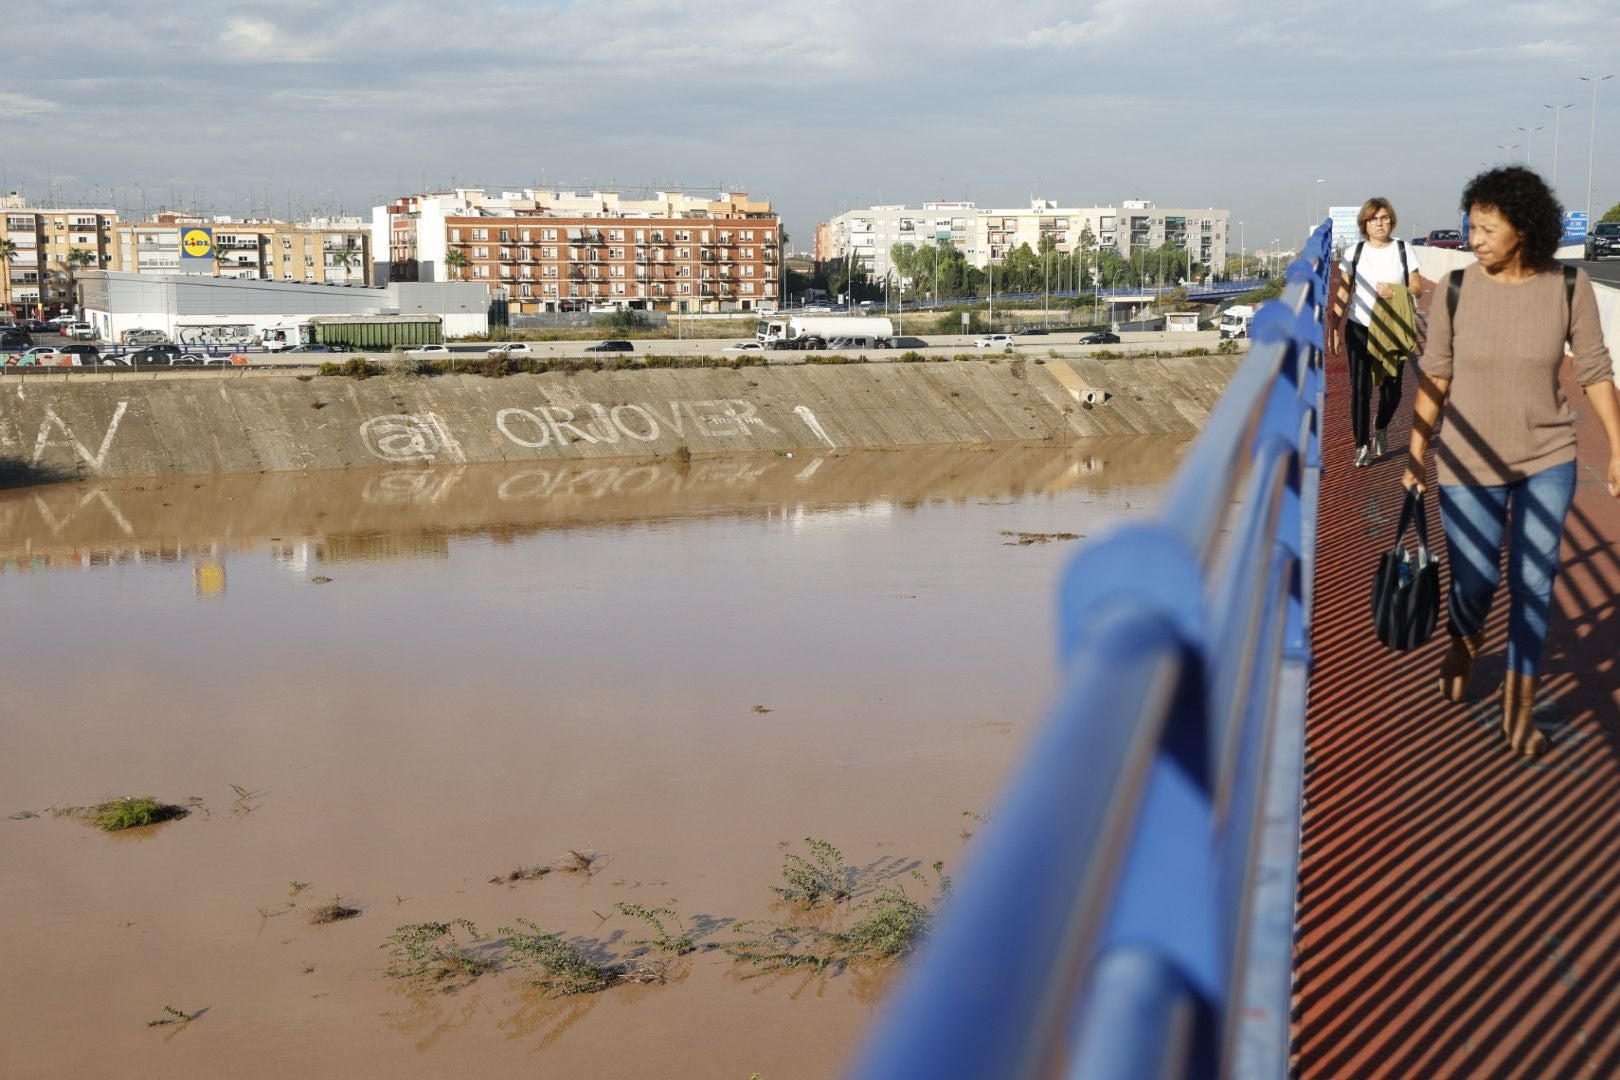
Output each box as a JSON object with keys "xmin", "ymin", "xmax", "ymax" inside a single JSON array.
[{"xmin": 0, "ymin": 355, "xmax": 1238, "ymax": 481}]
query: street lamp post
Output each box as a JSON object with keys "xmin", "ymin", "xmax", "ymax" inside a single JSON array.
[
  {"xmin": 1497, "ymin": 143, "xmax": 1518, "ymax": 164},
  {"xmin": 1312, "ymin": 178, "xmax": 1325, "ymax": 228},
  {"xmin": 1239, "ymin": 221, "xmax": 1246, "ymax": 281},
  {"xmin": 1516, "ymin": 125, "xmax": 1542, "ymax": 166},
  {"xmin": 1545, "ymin": 102, "xmax": 1574, "ymax": 191},
  {"xmin": 1579, "ymin": 74, "xmax": 1615, "ymax": 224}
]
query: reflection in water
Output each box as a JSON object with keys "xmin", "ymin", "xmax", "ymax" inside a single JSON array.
[{"xmin": 0, "ymin": 438, "xmax": 1184, "ymax": 573}]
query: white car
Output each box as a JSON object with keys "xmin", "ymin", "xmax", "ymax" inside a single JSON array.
[
  {"xmin": 723, "ymin": 342, "xmax": 765, "ymax": 352},
  {"xmin": 486, "ymin": 342, "xmax": 534, "ymax": 358},
  {"xmin": 66, "ymin": 322, "xmax": 97, "ymax": 340},
  {"xmin": 974, "ymin": 334, "xmax": 1016, "ymax": 349},
  {"xmin": 408, "ymin": 344, "xmax": 450, "ymax": 356}
]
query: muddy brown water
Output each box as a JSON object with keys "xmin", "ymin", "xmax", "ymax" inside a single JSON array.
[{"xmin": 0, "ymin": 439, "xmax": 1185, "ymax": 1080}]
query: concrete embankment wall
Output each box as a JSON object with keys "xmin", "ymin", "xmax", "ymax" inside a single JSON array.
[{"xmin": 0, "ymin": 356, "xmax": 1239, "ymax": 481}]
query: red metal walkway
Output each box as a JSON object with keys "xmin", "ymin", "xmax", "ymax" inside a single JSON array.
[{"xmin": 1291, "ymin": 317, "xmax": 1620, "ymax": 1077}]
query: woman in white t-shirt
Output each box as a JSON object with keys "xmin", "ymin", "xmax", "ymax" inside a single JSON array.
[{"xmin": 1330, "ymin": 197, "xmax": 1424, "ymax": 467}]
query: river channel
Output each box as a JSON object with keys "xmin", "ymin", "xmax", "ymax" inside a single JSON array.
[{"xmin": 0, "ymin": 437, "xmax": 1185, "ymax": 1080}]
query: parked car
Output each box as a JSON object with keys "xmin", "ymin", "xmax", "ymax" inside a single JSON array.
[
  {"xmin": 486, "ymin": 342, "xmax": 534, "ymax": 358},
  {"xmin": 723, "ymin": 341, "xmax": 765, "ymax": 352},
  {"xmin": 0, "ymin": 329, "xmax": 31, "ymax": 348},
  {"xmin": 132, "ymin": 345, "xmax": 183, "ymax": 365},
  {"xmin": 1078, "ymin": 331, "xmax": 1121, "ymax": 345},
  {"xmin": 65, "ymin": 322, "xmax": 97, "ymax": 340},
  {"xmin": 974, "ymin": 334, "xmax": 1016, "ymax": 349},
  {"xmin": 121, "ymin": 328, "xmax": 170, "ymax": 345},
  {"xmin": 58, "ymin": 343, "xmax": 101, "ymax": 362},
  {"xmin": 1585, "ymin": 221, "xmax": 1620, "ymax": 260},
  {"xmin": 583, "ymin": 339, "xmax": 634, "ymax": 353},
  {"xmin": 1422, "ymin": 229, "xmax": 1466, "ymax": 250},
  {"xmin": 20, "ymin": 319, "xmax": 55, "ymax": 334}
]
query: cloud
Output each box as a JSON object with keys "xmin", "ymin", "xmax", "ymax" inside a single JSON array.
[{"xmin": 0, "ymin": 93, "xmax": 58, "ymax": 118}]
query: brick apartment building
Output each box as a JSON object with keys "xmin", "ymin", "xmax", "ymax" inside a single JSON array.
[{"xmin": 375, "ymin": 188, "xmax": 782, "ymax": 315}]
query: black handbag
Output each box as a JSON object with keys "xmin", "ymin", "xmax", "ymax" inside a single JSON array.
[{"xmin": 1371, "ymin": 487, "xmax": 1441, "ymax": 650}]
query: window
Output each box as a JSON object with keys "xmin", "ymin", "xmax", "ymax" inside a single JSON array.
[
  {"xmin": 449, "ymin": 228, "xmax": 462, "ymax": 242},
  {"xmin": 634, "ymin": 230, "xmax": 645, "ymax": 242},
  {"xmin": 741, "ymin": 230, "xmax": 754, "ymax": 241},
  {"xmin": 676, "ymin": 247, "xmax": 690, "ymax": 259},
  {"xmin": 541, "ymin": 228, "xmax": 557, "ymax": 241},
  {"xmin": 499, "ymin": 229, "xmax": 510, "ymax": 243},
  {"xmin": 678, "ymin": 283, "xmax": 691, "ymax": 294},
  {"xmin": 282, "ymin": 237, "xmax": 293, "ymax": 249},
  {"xmin": 521, "ymin": 284, "xmax": 533, "ymax": 297},
  {"xmin": 520, "ymin": 229, "xmax": 531, "ymax": 243},
  {"xmin": 612, "ymin": 283, "xmax": 626, "ymax": 295},
  {"xmin": 499, "ymin": 248, "xmax": 511, "ymax": 260},
  {"xmin": 471, "ymin": 228, "xmax": 489, "ymax": 241},
  {"xmin": 542, "ymin": 266, "xmax": 558, "ymax": 277},
  {"xmin": 475, "ymin": 265, "xmax": 490, "ymax": 279},
  {"xmin": 521, "ymin": 266, "xmax": 533, "ymax": 278},
  {"xmin": 608, "ymin": 229, "xmax": 624, "ymax": 242},
  {"xmin": 609, "ymin": 247, "xmax": 625, "ymax": 259},
  {"xmin": 541, "ymin": 246, "xmax": 557, "ymax": 259},
  {"xmin": 651, "ymin": 230, "xmax": 664, "ymax": 242},
  {"xmin": 742, "ymin": 283, "xmax": 755, "ymax": 294},
  {"xmin": 674, "ymin": 230, "xmax": 690, "ymax": 242},
  {"xmin": 742, "ymin": 248, "xmax": 754, "ymax": 259},
  {"xmin": 610, "ymin": 265, "xmax": 626, "ymax": 278}
]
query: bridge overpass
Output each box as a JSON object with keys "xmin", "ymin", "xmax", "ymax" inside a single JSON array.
[{"xmin": 851, "ymin": 223, "xmax": 1620, "ymax": 1077}]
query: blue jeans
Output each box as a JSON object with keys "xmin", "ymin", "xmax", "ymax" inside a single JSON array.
[{"xmin": 1438, "ymin": 460, "xmax": 1577, "ymax": 676}]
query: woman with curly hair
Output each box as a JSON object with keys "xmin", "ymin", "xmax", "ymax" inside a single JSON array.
[{"xmin": 1404, "ymin": 166, "xmax": 1620, "ymax": 756}]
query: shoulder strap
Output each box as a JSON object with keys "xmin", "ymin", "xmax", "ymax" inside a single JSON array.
[
  {"xmin": 1350, "ymin": 241, "xmax": 1365, "ymax": 283},
  {"xmin": 1398, "ymin": 240, "xmax": 1409, "ymax": 282},
  {"xmin": 1447, "ymin": 268, "xmax": 1464, "ymax": 323},
  {"xmin": 1564, "ymin": 264, "xmax": 1577, "ymax": 344}
]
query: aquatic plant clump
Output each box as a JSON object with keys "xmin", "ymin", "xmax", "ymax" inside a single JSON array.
[{"xmin": 91, "ymin": 796, "xmax": 187, "ymax": 832}]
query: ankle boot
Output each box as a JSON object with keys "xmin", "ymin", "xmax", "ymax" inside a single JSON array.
[
  {"xmin": 1501, "ymin": 672, "xmax": 1547, "ymax": 757},
  {"xmin": 1436, "ymin": 630, "xmax": 1485, "ymax": 702}
]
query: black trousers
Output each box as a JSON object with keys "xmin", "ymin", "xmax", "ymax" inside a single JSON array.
[{"xmin": 1346, "ymin": 321, "xmax": 1402, "ymax": 447}]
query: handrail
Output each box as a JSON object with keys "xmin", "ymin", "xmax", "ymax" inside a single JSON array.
[{"xmin": 852, "ymin": 222, "xmax": 1333, "ymax": 1079}]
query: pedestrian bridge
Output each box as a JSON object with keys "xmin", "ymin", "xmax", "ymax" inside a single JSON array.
[{"xmin": 852, "ymin": 224, "xmax": 1620, "ymax": 1078}]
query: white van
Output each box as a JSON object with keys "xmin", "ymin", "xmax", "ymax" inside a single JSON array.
[{"xmin": 66, "ymin": 322, "xmax": 97, "ymax": 340}]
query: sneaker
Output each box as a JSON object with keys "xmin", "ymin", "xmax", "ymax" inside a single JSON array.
[
  {"xmin": 1354, "ymin": 444, "xmax": 1372, "ymax": 468},
  {"xmin": 1372, "ymin": 429, "xmax": 1387, "ymax": 459}
]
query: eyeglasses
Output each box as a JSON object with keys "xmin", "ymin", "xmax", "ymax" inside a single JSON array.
[{"xmin": 1368, "ymin": 215, "xmax": 1393, "ymax": 224}]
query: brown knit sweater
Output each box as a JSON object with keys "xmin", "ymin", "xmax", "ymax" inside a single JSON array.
[{"xmin": 1419, "ymin": 263, "xmax": 1614, "ymax": 486}]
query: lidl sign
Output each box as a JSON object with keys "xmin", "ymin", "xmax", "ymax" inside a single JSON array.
[{"xmin": 180, "ymin": 227, "xmax": 214, "ymax": 261}]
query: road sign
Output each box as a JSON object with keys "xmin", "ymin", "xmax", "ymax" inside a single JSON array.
[{"xmin": 1562, "ymin": 211, "xmax": 1589, "ymax": 245}]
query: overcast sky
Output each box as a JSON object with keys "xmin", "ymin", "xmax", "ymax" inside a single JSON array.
[{"xmin": 3, "ymin": 0, "xmax": 1618, "ymax": 252}]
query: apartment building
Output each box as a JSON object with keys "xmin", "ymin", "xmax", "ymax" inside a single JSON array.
[
  {"xmin": 375, "ymin": 188, "xmax": 782, "ymax": 314},
  {"xmin": 0, "ymin": 193, "xmax": 117, "ymax": 315},
  {"xmin": 817, "ymin": 199, "xmax": 1230, "ymax": 282},
  {"xmin": 111, "ymin": 214, "xmax": 372, "ymax": 285}
]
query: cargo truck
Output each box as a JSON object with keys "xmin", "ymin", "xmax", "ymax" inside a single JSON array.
[
  {"xmin": 755, "ymin": 314, "xmax": 894, "ymax": 350},
  {"xmin": 1218, "ymin": 304, "xmax": 1256, "ymax": 340},
  {"xmin": 261, "ymin": 314, "xmax": 444, "ymax": 352}
]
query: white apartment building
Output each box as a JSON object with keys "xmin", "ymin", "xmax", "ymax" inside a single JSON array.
[{"xmin": 818, "ymin": 199, "xmax": 1230, "ymax": 282}]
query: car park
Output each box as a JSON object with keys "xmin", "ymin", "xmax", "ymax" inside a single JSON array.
[
  {"xmin": 723, "ymin": 341, "xmax": 765, "ymax": 352},
  {"xmin": 486, "ymin": 342, "xmax": 534, "ymax": 358},
  {"xmin": 1078, "ymin": 331, "xmax": 1121, "ymax": 345},
  {"xmin": 1585, "ymin": 222, "xmax": 1620, "ymax": 260},
  {"xmin": 583, "ymin": 339, "xmax": 634, "ymax": 353},
  {"xmin": 974, "ymin": 334, "xmax": 1016, "ymax": 349}
]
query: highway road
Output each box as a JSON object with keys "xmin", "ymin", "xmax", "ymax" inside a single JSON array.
[{"xmin": 1574, "ymin": 256, "xmax": 1620, "ymax": 289}]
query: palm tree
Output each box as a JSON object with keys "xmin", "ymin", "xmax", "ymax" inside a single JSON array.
[
  {"xmin": 332, "ymin": 243, "xmax": 361, "ymax": 282},
  {"xmin": 0, "ymin": 238, "xmax": 16, "ymax": 314},
  {"xmin": 443, "ymin": 248, "xmax": 470, "ymax": 281},
  {"xmin": 62, "ymin": 248, "xmax": 97, "ymax": 316}
]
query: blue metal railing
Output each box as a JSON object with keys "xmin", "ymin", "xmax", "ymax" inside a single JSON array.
[{"xmin": 852, "ymin": 222, "xmax": 1332, "ymax": 1079}]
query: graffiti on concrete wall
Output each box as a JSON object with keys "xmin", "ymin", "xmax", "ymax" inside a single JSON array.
[
  {"xmin": 359, "ymin": 413, "xmax": 467, "ymax": 464},
  {"xmin": 27, "ymin": 402, "xmax": 128, "ymax": 471},
  {"xmin": 494, "ymin": 399, "xmax": 778, "ymax": 449},
  {"xmin": 176, "ymin": 324, "xmax": 256, "ymax": 347}
]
